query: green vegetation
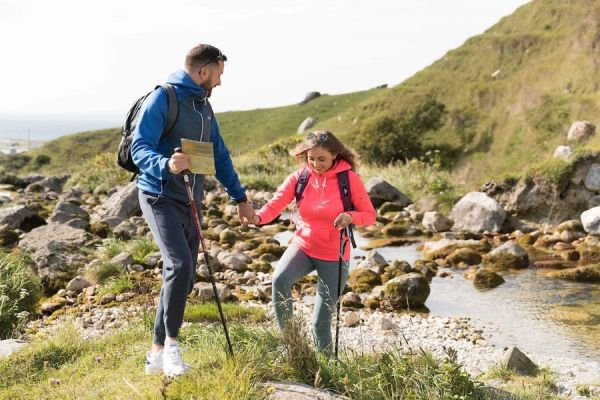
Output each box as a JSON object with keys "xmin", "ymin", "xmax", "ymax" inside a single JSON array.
[
  {"xmin": 483, "ymin": 363, "xmax": 564, "ymax": 400},
  {"xmin": 84, "ymin": 262, "xmax": 125, "ymax": 285},
  {"xmin": 0, "ymin": 310, "xmax": 492, "ymax": 400},
  {"xmin": 0, "ymin": 253, "xmax": 41, "ymax": 338},
  {"xmin": 129, "ymin": 236, "xmax": 159, "ymax": 265}
]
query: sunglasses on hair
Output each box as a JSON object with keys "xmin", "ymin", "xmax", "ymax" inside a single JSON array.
[
  {"xmin": 306, "ymin": 131, "xmax": 328, "ymax": 142},
  {"xmin": 200, "ymin": 50, "xmax": 227, "ymax": 70}
]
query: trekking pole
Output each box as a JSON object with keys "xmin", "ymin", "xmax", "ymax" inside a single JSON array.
[
  {"xmin": 175, "ymin": 147, "xmax": 234, "ymax": 357},
  {"xmin": 334, "ymin": 226, "xmax": 350, "ymax": 359}
]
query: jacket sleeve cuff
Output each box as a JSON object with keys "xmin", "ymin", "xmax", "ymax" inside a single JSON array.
[{"xmin": 159, "ymin": 157, "xmax": 172, "ymax": 179}]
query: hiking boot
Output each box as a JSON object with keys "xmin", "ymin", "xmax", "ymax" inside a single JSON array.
[
  {"xmin": 145, "ymin": 349, "xmax": 163, "ymax": 375},
  {"xmin": 163, "ymin": 342, "xmax": 191, "ymax": 377}
]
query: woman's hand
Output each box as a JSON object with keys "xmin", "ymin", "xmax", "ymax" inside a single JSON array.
[
  {"xmin": 251, "ymin": 214, "xmax": 261, "ymax": 225},
  {"xmin": 333, "ymin": 212, "xmax": 352, "ymax": 230}
]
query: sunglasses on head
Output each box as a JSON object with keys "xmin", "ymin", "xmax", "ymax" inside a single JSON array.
[
  {"xmin": 306, "ymin": 131, "xmax": 328, "ymax": 142},
  {"xmin": 199, "ymin": 50, "xmax": 227, "ymax": 70}
]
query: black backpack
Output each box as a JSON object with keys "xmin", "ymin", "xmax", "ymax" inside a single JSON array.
[
  {"xmin": 117, "ymin": 84, "xmax": 179, "ymax": 180},
  {"xmin": 294, "ymin": 167, "xmax": 357, "ymax": 248}
]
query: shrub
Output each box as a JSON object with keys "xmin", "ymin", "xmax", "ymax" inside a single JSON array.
[
  {"xmin": 0, "ymin": 254, "xmax": 42, "ymax": 338},
  {"xmin": 353, "ymin": 98, "xmax": 446, "ymax": 164}
]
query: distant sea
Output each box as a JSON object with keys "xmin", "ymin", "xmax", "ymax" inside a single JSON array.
[{"xmin": 0, "ymin": 113, "xmax": 122, "ymax": 141}]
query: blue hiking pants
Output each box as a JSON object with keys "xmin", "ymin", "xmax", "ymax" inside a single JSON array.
[{"xmin": 139, "ymin": 190, "xmax": 199, "ymax": 345}]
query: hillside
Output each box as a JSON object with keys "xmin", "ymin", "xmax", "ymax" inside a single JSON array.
[{"xmin": 10, "ymin": 0, "xmax": 600, "ymax": 190}]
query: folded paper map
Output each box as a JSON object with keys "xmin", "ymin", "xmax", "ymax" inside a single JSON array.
[{"xmin": 180, "ymin": 138, "xmax": 216, "ymax": 175}]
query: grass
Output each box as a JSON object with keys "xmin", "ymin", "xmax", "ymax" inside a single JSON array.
[
  {"xmin": 183, "ymin": 302, "xmax": 266, "ymax": 324},
  {"xmin": 0, "ymin": 306, "xmax": 494, "ymax": 400},
  {"xmin": 129, "ymin": 236, "xmax": 159, "ymax": 265},
  {"xmin": 96, "ymin": 274, "xmax": 133, "ymax": 298},
  {"xmin": 84, "ymin": 262, "xmax": 125, "ymax": 285},
  {"xmin": 483, "ymin": 363, "xmax": 565, "ymax": 400}
]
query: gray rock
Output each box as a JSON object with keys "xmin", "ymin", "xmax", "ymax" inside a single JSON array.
[
  {"xmin": 567, "ymin": 120, "xmax": 596, "ymax": 144},
  {"xmin": 344, "ymin": 311, "xmax": 361, "ymax": 327},
  {"xmin": 264, "ymin": 381, "xmax": 343, "ymax": 400},
  {"xmin": 25, "ymin": 176, "xmax": 63, "ymax": 194},
  {"xmin": 192, "ymin": 282, "xmax": 231, "ymax": 302},
  {"xmin": 0, "ymin": 339, "xmax": 28, "ymax": 358},
  {"xmin": 553, "ymin": 145, "xmax": 572, "ymax": 161},
  {"xmin": 451, "ymin": 192, "xmax": 506, "ymax": 233},
  {"xmin": 217, "ymin": 251, "xmax": 251, "ymax": 272},
  {"xmin": 48, "ymin": 201, "xmax": 89, "ymax": 224},
  {"xmin": 18, "ymin": 223, "xmax": 89, "ymax": 292},
  {"xmin": 297, "ymin": 117, "xmax": 317, "ymax": 134},
  {"xmin": 110, "ymin": 252, "xmax": 134, "ymax": 268},
  {"xmin": 0, "ymin": 205, "xmax": 39, "ymax": 229},
  {"xmin": 581, "ymin": 206, "xmax": 600, "ymax": 235},
  {"xmin": 299, "ymin": 92, "xmax": 321, "ymax": 105},
  {"xmin": 64, "ymin": 218, "xmax": 90, "ymax": 230},
  {"xmin": 66, "ymin": 276, "xmax": 91, "ymax": 292},
  {"xmin": 502, "ymin": 347, "xmax": 537, "ymax": 375},
  {"xmin": 113, "ymin": 220, "xmax": 138, "ymax": 239},
  {"xmin": 97, "ymin": 183, "xmax": 140, "ymax": 220},
  {"xmin": 422, "ymin": 211, "xmax": 453, "ymax": 232},
  {"xmin": 584, "ymin": 164, "xmax": 600, "ymax": 192},
  {"xmin": 365, "ymin": 178, "xmax": 412, "ymax": 208},
  {"xmin": 483, "ymin": 241, "xmax": 529, "ymax": 269}
]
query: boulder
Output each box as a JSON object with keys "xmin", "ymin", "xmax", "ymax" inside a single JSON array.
[
  {"xmin": 581, "ymin": 206, "xmax": 600, "ymax": 235},
  {"xmin": 192, "ymin": 282, "xmax": 231, "ymax": 302},
  {"xmin": 365, "ymin": 178, "xmax": 412, "ymax": 208},
  {"xmin": 348, "ymin": 267, "xmax": 381, "ymax": 293},
  {"xmin": 95, "ymin": 183, "xmax": 140, "ymax": 220},
  {"xmin": 548, "ymin": 265, "xmax": 600, "ymax": 283},
  {"xmin": 422, "ymin": 211, "xmax": 453, "ymax": 233},
  {"xmin": 48, "ymin": 201, "xmax": 89, "ymax": 224},
  {"xmin": 584, "ymin": 164, "xmax": 600, "ymax": 192},
  {"xmin": 18, "ymin": 223, "xmax": 89, "ymax": 293},
  {"xmin": 423, "ymin": 239, "xmax": 490, "ymax": 260},
  {"xmin": 473, "ymin": 269, "xmax": 505, "ymax": 289},
  {"xmin": 502, "ymin": 347, "xmax": 537, "ymax": 375},
  {"xmin": 383, "ymin": 272, "xmax": 430, "ymax": 309},
  {"xmin": 297, "ymin": 117, "xmax": 317, "ymax": 134},
  {"xmin": 483, "ymin": 242, "xmax": 529, "ymax": 269},
  {"xmin": 567, "ymin": 120, "xmax": 596, "ymax": 144},
  {"xmin": 0, "ymin": 205, "xmax": 44, "ymax": 231},
  {"xmin": 451, "ymin": 192, "xmax": 506, "ymax": 233},
  {"xmin": 66, "ymin": 276, "xmax": 91, "ymax": 292}
]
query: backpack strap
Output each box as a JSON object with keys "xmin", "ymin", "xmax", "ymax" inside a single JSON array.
[
  {"xmin": 129, "ymin": 84, "xmax": 179, "ymax": 182},
  {"xmin": 294, "ymin": 167, "xmax": 311, "ymax": 204},
  {"xmin": 156, "ymin": 84, "xmax": 178, "ymax": 137},
  {"xmin": 337, "ymin": 170, "xmax": 357, "ymax": 249}
]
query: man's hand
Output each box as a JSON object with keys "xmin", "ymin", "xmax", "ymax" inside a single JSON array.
[
  {"xmin": 168, "ymin": 152, "xmax": 191, "ymax": 174},
  {"xmin": 237, "ymin": 202, "xmax": 255, "ymax": 226}
]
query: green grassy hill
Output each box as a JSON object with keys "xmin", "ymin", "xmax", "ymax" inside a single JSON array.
[{"xmin": 8, "ymin": 0, "xmax": 600, "ymax": 192}]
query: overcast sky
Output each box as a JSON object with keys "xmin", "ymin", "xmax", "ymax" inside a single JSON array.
[{"xmin": 0, "ymin": 0, "xmax": 530, "ymax": 117}]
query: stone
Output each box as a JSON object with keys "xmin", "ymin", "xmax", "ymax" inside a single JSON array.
[
  {"xmin": 473, "ymin": 269, "xmax": 504, "ymax": 289},
  {"xmin": 584, "ymin": 164, "xmax": 600, "ymax": 192},
  {"xmin": 341, "ymin": 292, "xmax": 363, "ymax": 308},
  {"xmin": 0, "ymin": 339, "xmax": 28, "ymax": 358},
  {"xmin": 297, "ymin": 117, "xmax": 317, "ymax": 133},
  {"xmin": 581, "ymin": 206, "xmax": 600, "ymax": 235},
  {"xmin": 95, "ymin": 183, "xmax": 140, "ymax": 220},
  {"xmin": 299, "ymin": 91, "xmax": 321, "ymax": 105},
  {"xmin": 548, "ymin": 265, "xmax": 600, "ymax": 283},
  {"xmin": 553, "ymin": 145, "xmax": 572, "ymax": 161},
  {"xmin": 219, "ymin": 229, "xmax": 242, "ymax": 245},
  {"xmin": 446, "ymin": 248, "xmax": 482, "ymax": 266},
  {"xmin": 348, "ymin": 267, "xmax": 381, "ymax": 293},
  {"xmin": 263, "ymin": 381, "xmax": 342, "ymax": 399},
  {"xmin": 451, "ymin": 192, "xmax": 506, "ymax": 233},
  {"xmin": 66, "ymin": 276, "xmax": 91, "ymax": 292},
  {"xmin": 365, "ymin": 178, "xmax": 412, "ymax": 208},
  {"xmin": 483, "ymin": 241, "xmax": 529, "ymax": 269},
  {"xmin": 502, "ymin": 347, "xmax": 537, "ymax": 375},
  {"xmin": 423, "ymin": 239, "xmax": 489, "ymax": 260},
  {"xmin": 48, "ymin": 201, "xmax": 89, "ymax": 224},
  {"xmin": 192, "ymin": 282, "xmax": 231, "ymax": 302},
  {"xmin": 0, "ymin": 205, "xmax": 42, "ymax": 230},
  {"xmin": 422, "ymin": 211, "xmax": 453, "ymax": 233},
  {"xmin": 567, "ymin": 120, "xmax": 596, "ymax": 144},
  {"xmin": 110, "ymin": 252, "xmax": 134, "ymax": 268},
  {"xmin": 344, "ymin": 311, "xmax": 361, "ymax": 327},
  {"xmin": 384, "ymin": 273, "xmax": 430, "ymax": 309}
]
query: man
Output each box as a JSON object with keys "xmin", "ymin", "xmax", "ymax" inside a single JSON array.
[{"xmin": 131, "ymin": 44, "xmax": 254, "ymax": 377}]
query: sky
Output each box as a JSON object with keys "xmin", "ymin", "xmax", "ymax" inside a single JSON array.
[{"xmin": 0, "ymin": 0, "xmax": 530, "ymax": 124}]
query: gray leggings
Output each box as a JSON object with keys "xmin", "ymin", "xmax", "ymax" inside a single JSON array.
[{"xmin": 272, "ymin": 244, "xmax": 349, "ymax": 353}]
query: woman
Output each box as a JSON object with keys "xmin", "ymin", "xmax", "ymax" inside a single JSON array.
[{"xmin": 252, "ymin": 130, "xmax": 376, "ymax": 353}]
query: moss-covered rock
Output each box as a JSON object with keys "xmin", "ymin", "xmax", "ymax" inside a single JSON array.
[
  {"xmin": 348, "ymin": 267, "xmax": 381, "ymax": 293},
  {"xmin": 249, "ymin": 260, "xmax": 273, "ymax": 273},
  {"xmin": 253, "ymin": 242, "xmax": 286, "ymax": 258},
  {"xmin": 381, "ymin": 260, "xmax": 411, "ymax": 283},
  {"xmin": 423, "ymin": 239, "xmax": 490, "ymax": 260},
  {"xmin": 445, "ymin": 248, "xmax": 482, "ymax": 267},
  {"xmin": 557, "ymin": 220, "xmax": 584, "ymax": 233},
  {"xmin": 473, "ymin": 268, "xmax": 505, "ymax": 289},
  {"xmin": 381, "ymin": 220, "xmax": 412, "ymax": 237},
  {"xmin": 548, "ymin": 264, "xmax": 600, "ymax": 283},
  {"xmin": 483, "ymin": 242, "xmax": 529, "ymax": 269},
  {"xmin": 383, "ymin": 273, "xmax": 430, "ymax": 309},
  {"xmin": 516, "ymin": 234, "xmax": 536, "ymax": 247},
  {"xmin": 577, "ymin": 242, "xmax": 600, "ymax": 265}
]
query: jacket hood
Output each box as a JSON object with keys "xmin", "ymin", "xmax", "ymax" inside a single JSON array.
[
  {"xmin": 166, "ymin": 69, "xmax": 208, "ymax": 99},
  {"xmin": 307, "ymin": 159, "xmax": 352, "ymax": 178}
]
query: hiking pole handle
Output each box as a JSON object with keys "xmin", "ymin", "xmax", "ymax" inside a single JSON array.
[{"xmin": 173, "ymin": 147, "xmax": 191, "ymax": 175}]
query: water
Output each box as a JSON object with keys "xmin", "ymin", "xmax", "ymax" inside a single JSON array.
[{"xmin": 273, "ymin": 229, "xmax": 600, "ymax": 363}]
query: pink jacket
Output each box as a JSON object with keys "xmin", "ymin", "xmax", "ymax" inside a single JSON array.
[{"xmin": 256, "ymin": 159, "xmax": 376, "ymax": 261}]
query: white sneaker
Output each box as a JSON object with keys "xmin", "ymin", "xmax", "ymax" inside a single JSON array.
[
  {"xmin": 163, "ymin": 343, "xmax": 191, "ymax": 377},
  {"xmin": 145, "ymin": 350, "xmax": 163, "ymax": 375}
]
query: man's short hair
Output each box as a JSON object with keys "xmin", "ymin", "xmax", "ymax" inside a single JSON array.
[{"xmin": 185, "ymin": 44, "xmax": 227, "ymax": 70}]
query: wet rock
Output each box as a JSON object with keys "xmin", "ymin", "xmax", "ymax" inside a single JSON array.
[
  {"xmin": 502, "ymin": 347, "xmax": 537, "ymax": 375},
  {"xmin": 548, "ymin": 265, "xmax": 600, "ymax": 283},
  {"xmin": 381, "ymin": 260, "xmax": 411, "ymax": 283},
  {"xmin": 446, "ymin": 248, "xmax": 482, "ymax": 267},
  {"xmin": 533, "ymin": 260, "xmax": 565, "ymax": 269},
  {"xmin": 383, "ymin": 273, "xmax": 430, "ymax": 309},
  {"xmin": 473, "ymin": 269, "xmax": 504, "ymax": 289},
  {"xmin": 348, "ymin": 267, "xmax": 381, "ymax": 293},
  {"xmin": 379, "ymin": 201, "xmax": 406, "ymax": 214},
  {"xmin": 483, "ymin": 242, "xmax": 529, "ymax": 269},
  {"xmin": 381, "ymin": 220, "xmax": 412, "ymax": 236},
  {"xmin": 451, "ymin": 192, "xmax": 506, "ymax": 233},
  {"xmin": 422, "ymin": 211, "xmax": 453, "ymax": 233}
]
